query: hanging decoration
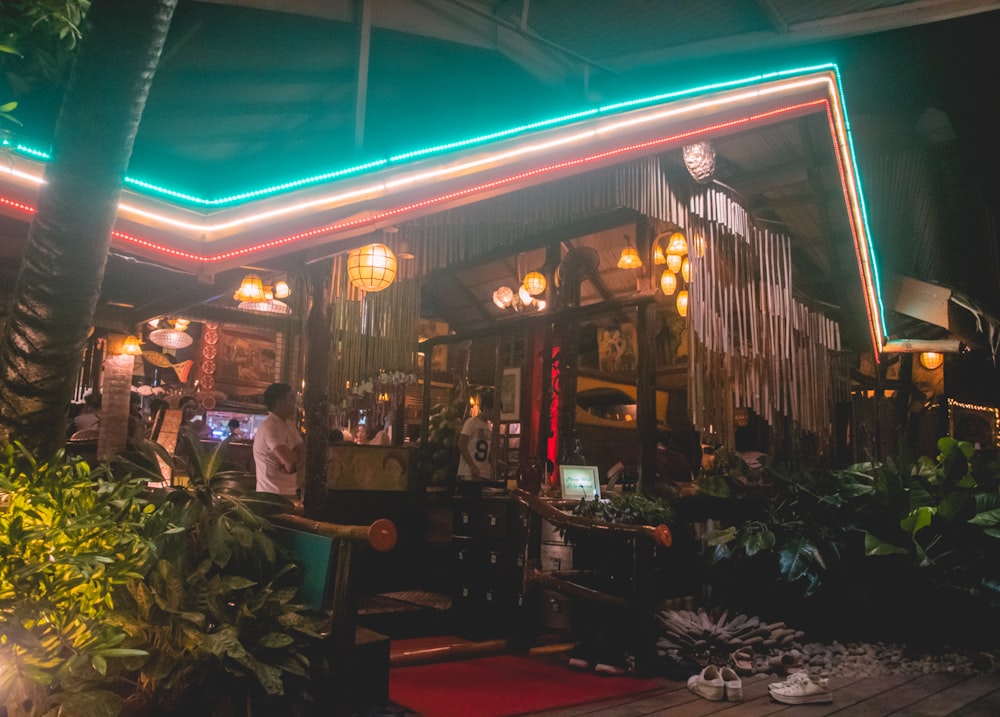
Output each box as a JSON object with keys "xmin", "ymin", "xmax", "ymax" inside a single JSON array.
[
  {"xmin": 683, "ymin": 140, "xmax": 716, "ymax": 184},
  {"xmin": 686, "ymin": 185, "xmax": 842, "ymax": 446}
]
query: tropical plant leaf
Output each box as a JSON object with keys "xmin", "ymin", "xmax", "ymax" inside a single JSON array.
[
  {"xmin": 864, "ymin": 531, "xmax": 909, "ymax": 556},
  {"xmin": 969, "ymin": 507, "xmax": 1000, "ymax": 528},
  {"xmin": 900, "ymin": 506, "xmax": 936, "ymax": 538}
]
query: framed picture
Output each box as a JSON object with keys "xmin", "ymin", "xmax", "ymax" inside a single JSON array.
[
  {"xmin": 214, "ymin": 328, "xmax": 277, "ymax": 395},
  {"xmin": 948, "ymin": 399, "xmax": 1000, "ymax": 449},
  {"xmin": 500, "ymin": 367, "xmax": 521, "ymax": 421}
]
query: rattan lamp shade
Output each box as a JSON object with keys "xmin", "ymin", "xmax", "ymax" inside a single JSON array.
[{"xmin": 347, "ymin": 243, "xmax": 397, "ymax": 292}]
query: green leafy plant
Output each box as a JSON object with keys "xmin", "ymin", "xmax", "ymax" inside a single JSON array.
[
  {"xmin": 419, "ymin": 392, "xmax": 466, "ymax": 485},
  {"xmin": 853, "ymin": 436, "xmax": 1000, "ymax": 601},
  {"xmin": 109, "ymin": 430, "xmax": 326, "ymax": 714},
  {"xmin": 570, "ymin": 492, "xmax": 676, "ymax": 528},
  {"xmin": 0, "ymin": 443, "xmax": 153, "ymax": 717},
  {"xmin": 700, "ymin": 448, "xmax": 873, "ymax": 596}
]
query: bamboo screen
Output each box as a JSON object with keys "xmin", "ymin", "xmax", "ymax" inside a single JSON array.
[
  {"xmin": 327, "ymin": 252, "xmax": 421, "ymax": 413},
  {"xmin": 686, "ymin": 187, "xmax": 841, "ymax": 447}
]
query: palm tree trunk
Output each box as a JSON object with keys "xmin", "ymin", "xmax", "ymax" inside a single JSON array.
[{"xmin": 0, "ymin": 0, "xmax": 177, "ymax": 456}]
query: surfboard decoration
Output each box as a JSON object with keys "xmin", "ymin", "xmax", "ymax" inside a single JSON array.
[{"xmin": 140, "ymin": 351, "xmax": 194, "ymax": 383}]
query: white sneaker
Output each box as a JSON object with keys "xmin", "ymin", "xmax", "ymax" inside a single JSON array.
[
  {"xmin": 687, "ymin": 665, "xmax": 725, "ymax": 701},
  {"xmin": 720, "ymin": 666, "xmax": 743, "ymax": 701},
  {"xmin": 769, "ymin": 672, "xmax": 832, "ymax": 704}
]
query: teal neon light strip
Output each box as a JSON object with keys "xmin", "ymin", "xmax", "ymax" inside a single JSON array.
[
  {"xmin": 827, "ymin": 68, "xmax": 888, "ymax": 343},
  {"xmin": 11, "ymin": 63, "xmax": 839, "ymax": 208}
]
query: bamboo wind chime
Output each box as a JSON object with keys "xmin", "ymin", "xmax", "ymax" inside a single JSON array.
[
  {"xmin": 327, "ymin": 253, "xmax": 420, "ymax": 420},
  {"xmin": 686, "ymin": 189, "xmax": 841, "ymax": 447}
]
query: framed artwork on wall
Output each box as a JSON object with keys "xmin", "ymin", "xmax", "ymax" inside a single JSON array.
[
  {"xmin": 213, "ymin": 328, "xmax": 278, "ymax": 396},
  {"xmin": 500, "ymin": 367, "xmax": 521, "ymax": 421}
]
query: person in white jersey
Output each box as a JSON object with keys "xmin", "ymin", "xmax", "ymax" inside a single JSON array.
[{"xmin": 253, "ymin": 382, "xmax": 304, "ymax": 498}]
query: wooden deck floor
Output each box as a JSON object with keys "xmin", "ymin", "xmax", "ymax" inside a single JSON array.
[{"xmin": 522, "ymin": 671, "xmax": 1000, "ymax": 716}]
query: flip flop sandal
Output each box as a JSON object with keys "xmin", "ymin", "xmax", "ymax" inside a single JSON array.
[{"xmin": 730, "ymin": 648, "xmax": 753, "ymax": 675}]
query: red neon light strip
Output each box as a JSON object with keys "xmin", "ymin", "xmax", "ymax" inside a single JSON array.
[{"xmin": 0, "ymin": 196, "xmax": 36, "ymax": 215}]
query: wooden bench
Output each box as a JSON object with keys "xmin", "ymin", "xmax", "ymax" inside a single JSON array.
[{"xmin": 271, "ymin": 513, "xmax": 398, "ymax": 716}]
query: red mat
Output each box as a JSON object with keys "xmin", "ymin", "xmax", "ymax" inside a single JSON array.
[{"xmin": 390, "ymin": 654, "xmax": 662, "ymax": 717}]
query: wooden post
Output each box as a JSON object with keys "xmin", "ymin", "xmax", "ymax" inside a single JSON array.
[
  {"xmin": 303, "ymin": 264, "xmax": 332, "ymax": 517},
  {"xmin": 636, "ymin": 301, "xmax": 658, "ymax": 493}
]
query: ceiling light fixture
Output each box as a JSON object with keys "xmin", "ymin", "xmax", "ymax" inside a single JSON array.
[
  {"xmin": 347, "ymin": 243, "xmax": 397, "ymax": 292},
  {"xmin": 272, "ymin": 279, "xmax": 291, "ymax": 299},
  {"xmin": 522, "ymin": 271, "xmax": 547, "ymax": 296},
  {"xmin": 233, "ymin": 273, "xmax": 265, "ymax": 302},
  {"xmin": 666, "ymin": 231, "xmax": 688, "ymax": 256},
  {"xmin": 617, "ymin": 235, "xmax": 642, "ymax": 269},
  {"xmin": 666, "ymin": 253, "xmax": 682, "ymax": 273},
  {"xmin": 120, "ymin": 335, "xmax": 143, "ymax": 356},
  {"xmin": 919, "ymin": 351, "xmax": 944, "ymax": 370},
  {"xmin": 493, "ymin": 283, "xmax": 545, "ymax": 314},
  {"xmin": 149, "ymin": 327, "xmax": 193, "ymax": 350}
]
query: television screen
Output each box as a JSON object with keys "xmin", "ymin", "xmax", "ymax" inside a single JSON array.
[
  {"xmin": 559, "ymin": 464, "xmax": 601, "ymax": 501},
  {"xmin": 205, "ymin": 410, "xmax": 265, "ymax": 441}
]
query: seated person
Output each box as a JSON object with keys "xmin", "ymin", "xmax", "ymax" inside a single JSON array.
[{"xmin": 227, "ymin": 418, "xmax": 244, "ymax": 439}]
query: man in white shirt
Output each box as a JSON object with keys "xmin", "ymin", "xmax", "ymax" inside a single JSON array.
[
  {"xmin": 457, "ymin": 391, "xmax": 496, "ymax": 481},
  {"xmin": 253, "ymin": 382, "xmax": 304, "ymax": 498}
]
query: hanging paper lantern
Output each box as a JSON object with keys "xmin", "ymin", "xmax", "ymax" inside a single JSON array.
[
  {"xmin": 676, "ymin": 290, "xmax": 689, "ymax": 317},
  {"xmin": 493, "ymin": 286, "xmax": 514, "ymax": 309},
  {"xmin": 522, "ymin": 271, "xmax": 547, "ymax": 296},
  {"xmin": 347, "ymin": 243, "xmax": 397, "ymax": 292},
  {"xmin": 660, "ymin": 270, "xmax": 677, "ymax": 296},
  {"xmin": 666, "ymin": 253, "xmax": 682, "ymax": 273},
  {"xmin": 681, "ymin": 257, "xmax": 691, "ymax": 283}
]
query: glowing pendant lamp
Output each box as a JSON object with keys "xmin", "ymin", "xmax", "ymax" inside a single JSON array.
[
  {"xmin": 666, "ymin": 231, "xmax": 688, "ymax": 256},
  {"xmin": 681, "ymin": 257, "xmax": 691, "ymax": 283},
  {"xmin": 676, "ymin": 290, "xmax": 689, "ymax": 317},
  {"xmin": 348, "ymin": 243, "xmax": 397, "ymax": 292},
  {"xmin": 120, "ymin": 335, "xmax": 143, "ymax": 356},
  {"xmin": 493, "ymin": 286, "xmax": 514, "ymax": 309},
  {"xmin": 522, "ymin": 271, "xmax": 547, "ymax": 296},
  {"xmin": 617, "ymin": 235, "xmax": 642, "ymax": 269},
  {"xmin": 233, "ymin": 273, "xmax": 265, "ymax": 302},
  {"xmin": 653, "ymin": 243, "xmax": 667, "ymax": 265},
  {"xmin": 666, "ymin": 253, "xmax": 682, "ymax": 273},
  {"xmin": 660, "ymin": 270, "xmax": 677, "ymax": 296}
]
